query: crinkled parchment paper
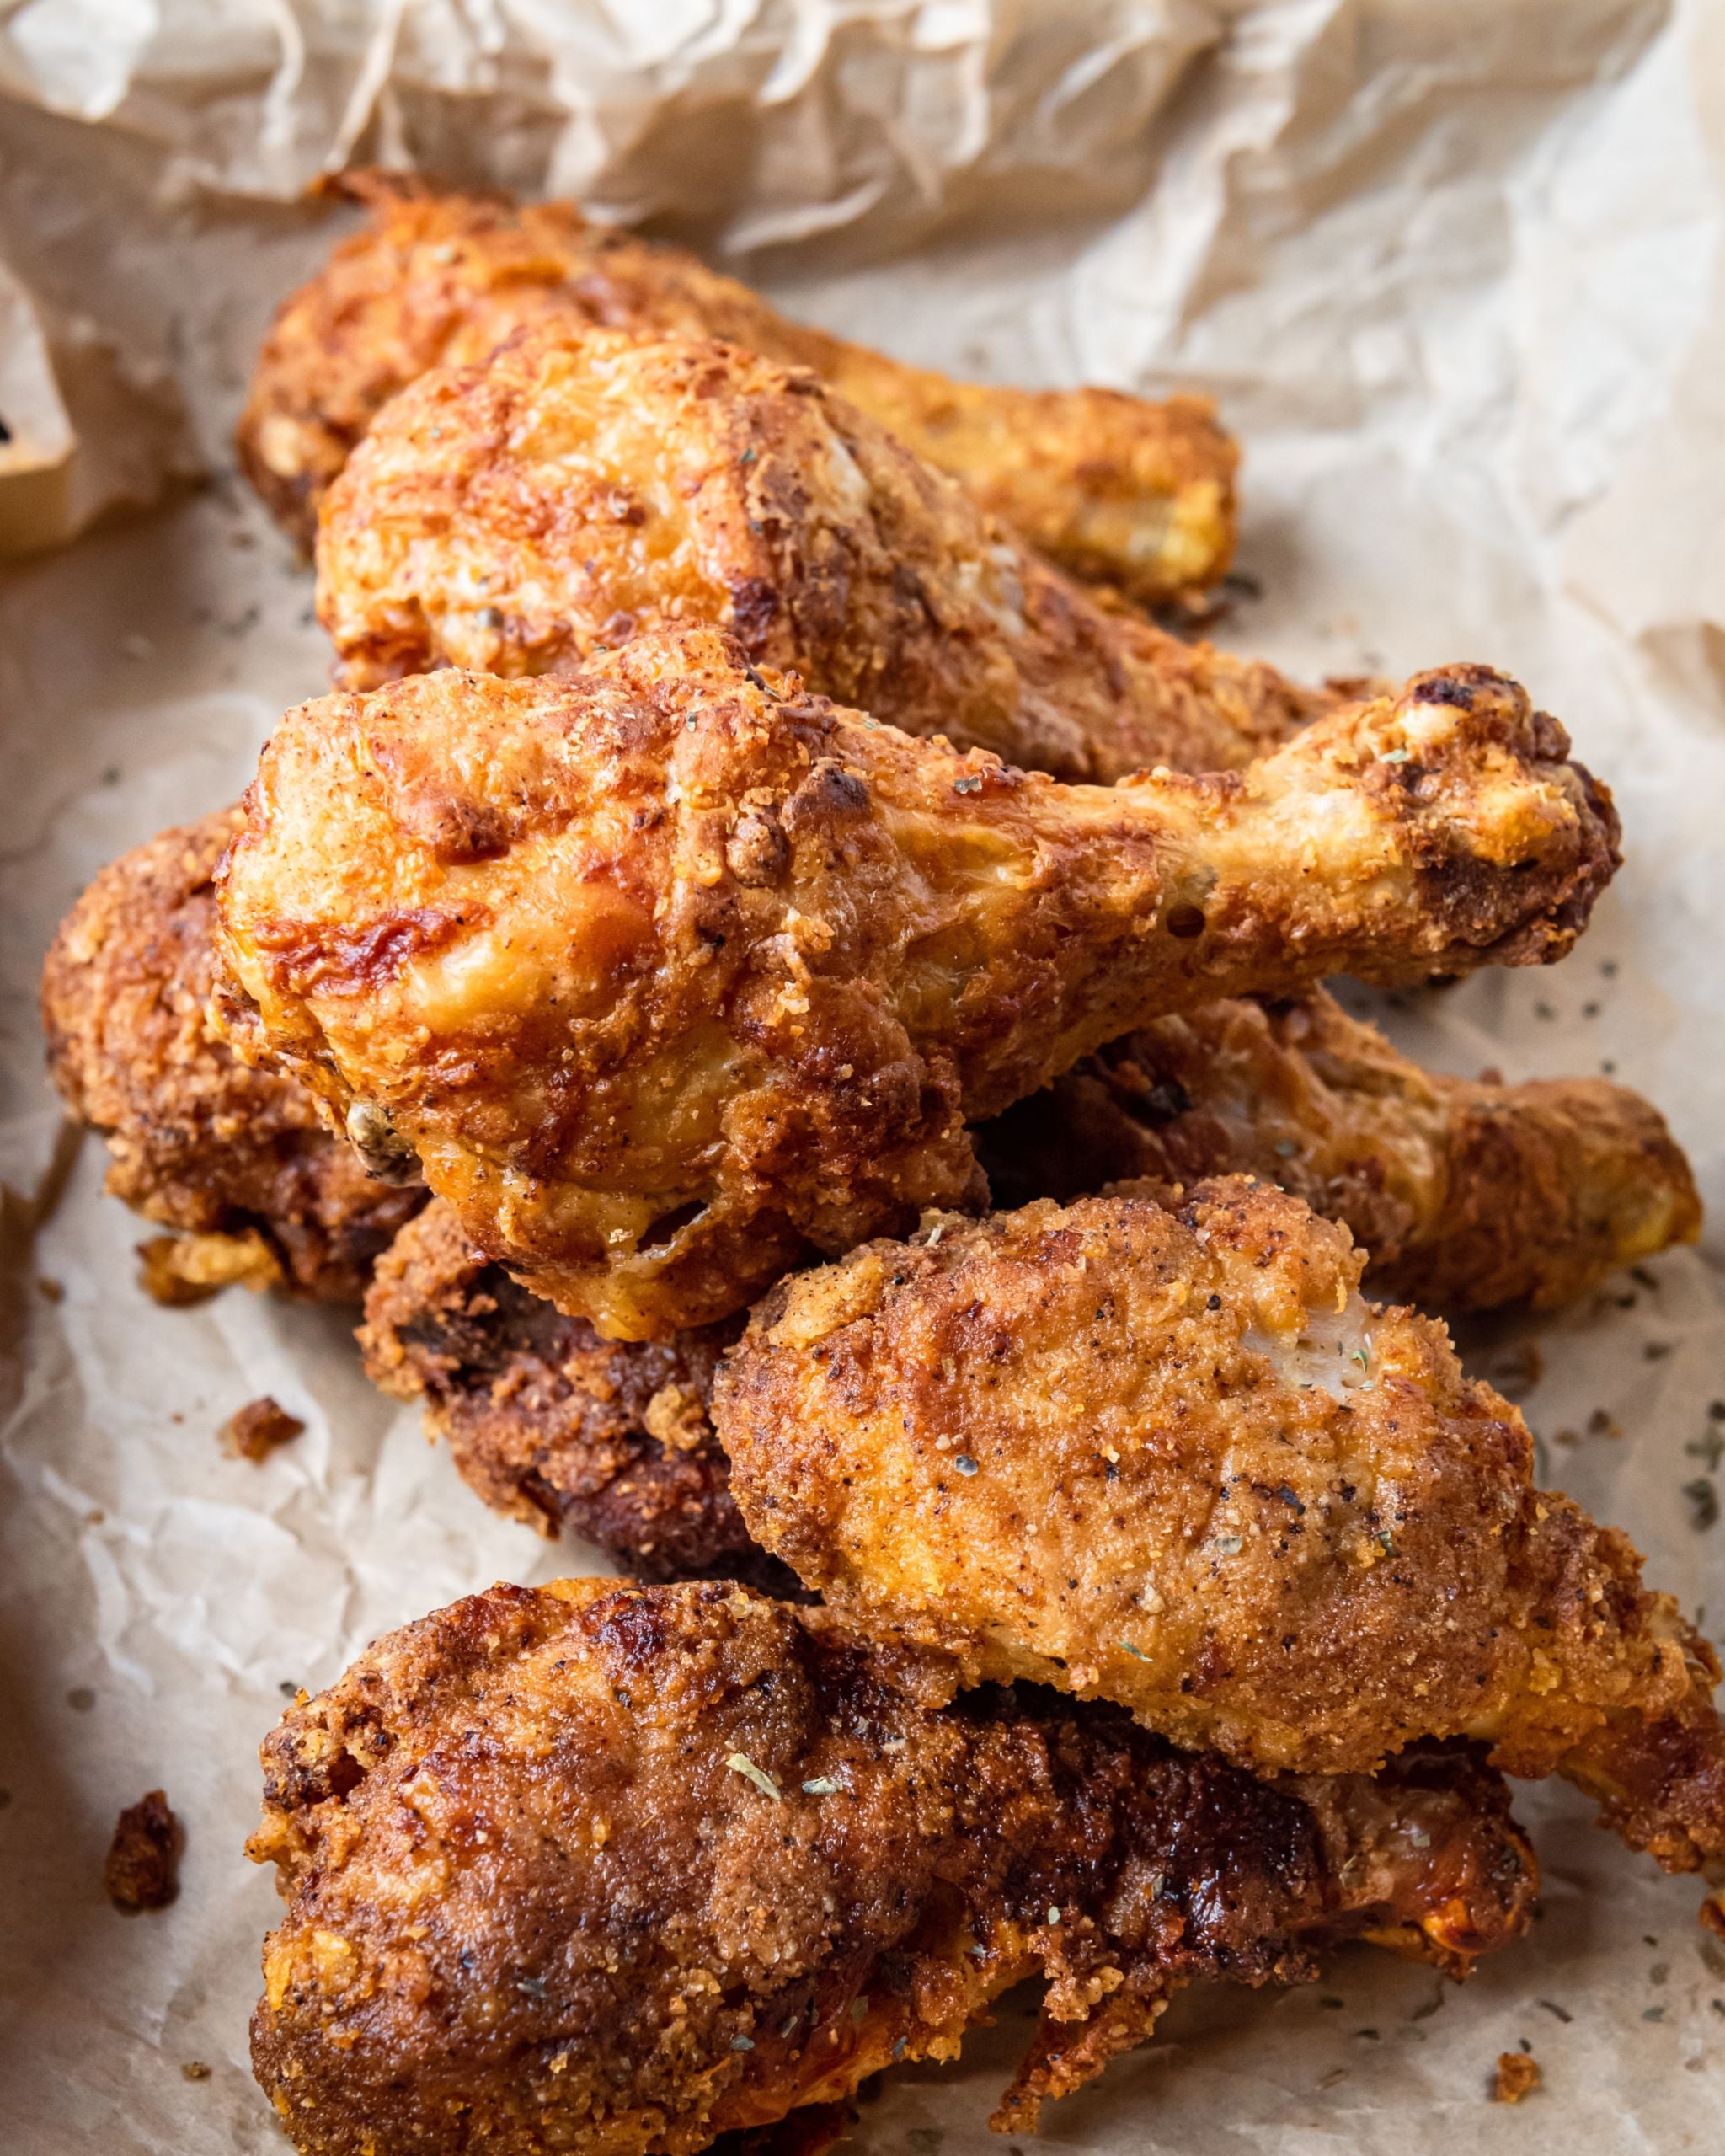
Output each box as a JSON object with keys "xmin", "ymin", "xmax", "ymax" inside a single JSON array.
[{"xmin": 3, "ymin": 3, "xmax": 1724, "ymax": 2149}]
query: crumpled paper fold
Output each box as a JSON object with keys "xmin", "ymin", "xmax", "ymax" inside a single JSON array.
[{"xmin": 2, "ymin": 4, "xmax": 1723, "ymax": 2151}]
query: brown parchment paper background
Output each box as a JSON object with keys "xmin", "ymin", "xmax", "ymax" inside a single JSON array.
[{"xmin": 2, "ymin": 3, "xmax": 1724, "ymax": 2148}]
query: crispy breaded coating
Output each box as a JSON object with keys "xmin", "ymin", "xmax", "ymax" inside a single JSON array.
[
  {"xmin": 714, "ymin": 1180, "xmax": 1725, "ymax": 1887},
  {"xmin": 238, "ymin": 174, "xmax": 1236, "ymax": 605},
  {"xmin": 976, "ymin": 989, "xmax": 1701, "ymax": 1310},
  {"xmin": 318, "ymin": 325, "xmax": 1323, "ymax": 783},
  {"xmin": 41, "ymin": 811, "xmax": 422, "ymax": 1302},
  {"xmin": 248, "ymin": 1578, "xmax": 1535, "ymax": 2155},
  {"xmin": 214, "ymin": 628, "xmax": 1617, "ymax": 1340},
  {"xmin": 358, "ymin": 1199, "xmax": 781, "ymax": 1586}
]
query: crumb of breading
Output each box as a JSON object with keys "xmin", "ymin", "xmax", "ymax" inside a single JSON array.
[
  {"xmin": 139, "ymin": 1228, "xmax": 286, "ymax": 1307},
  {"xmin": 181, "ymin": 2062, "xmax": 211, "ymax": 2082},
  {"xmin": 221, "ymin": 1396, "xmax": 305, "ymax": 1463},
  {"xmin": 104, "ymin": 1790, "xmax": 182, "ymax": 1911},
  {"xmin": 1493, "ymin": 2051, "xmax": 1541, "ymax": 2103}
]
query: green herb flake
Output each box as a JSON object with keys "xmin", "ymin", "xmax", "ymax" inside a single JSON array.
[
  {"xmin": 731, "ymin": 2035, "xmax": 756, "ymax": 2051},
  {"xmin": 1118, "ymin": 1641, "xmax": 1148, "ymax": 1660},
  {"xmin": 1685, "ymin": 1431, "xmax": 1725, "ymax": 1471},
  {"xmin": 726, "ymin": 1752, "xmax": 782, "ymax": 1802},
  {"xmin": 954, "ymin": 1455, "xmax": 980, "ymax": 1477},
  {"xmin": 1380, "ymin": 748, "xmax": 1411, "ymax": 764},
  {"xmin": 802, "ymin": 1776, "xmax": 841, "ymax": 1796},
  {"xmin": 1047, "ymin": 1905, "xmax": 1061, "ymax": 1926}
]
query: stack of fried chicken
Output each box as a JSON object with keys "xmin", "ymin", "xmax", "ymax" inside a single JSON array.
[{"xmin": 41, "ymin": 174, "xmax": 1720, "ymax": 2156}]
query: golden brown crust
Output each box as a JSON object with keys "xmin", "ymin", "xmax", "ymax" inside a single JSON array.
[
  {"xmin": 1559, "ymin": 1628, "xmax": 1725, "ymax": 1874},
  {"xmin": 713, "ymin": 1180, "xmax": 1725, "ymax": 1874},
  {"xmin": 358, "ymin": 1199, "xmax": 781, "ymax": 1586},
  {"xmin": 238, "ymin": 174, "xmax": 1236, "ymax": 605},
  {"xmin": 248, "ymin": 1578, "xmax": 1535, "ymax": 2155},
  {"xmin": 41, "ymin": 811, "xmax": 423, "ymax": 1301},
  {"xmin": 976, "ymin": 989, "xmax": 1701, "ymax": 1310},
  {"xmin": 318, "ymin": 325, "xmax": 1319, "ymax": 783},
  {"xmin": 212, "ymin": 630, "xmax": 1618, "ymax": 1339}
]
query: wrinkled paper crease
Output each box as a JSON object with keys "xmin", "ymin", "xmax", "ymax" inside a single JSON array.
[{"xmin": 2, "ymin": 3, "xmax": 1723, "ymax": 2148}]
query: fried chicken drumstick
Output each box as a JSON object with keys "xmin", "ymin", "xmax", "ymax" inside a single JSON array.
[
  {"xmin": 318, "ymin": 324, "xmax": 1326, "ymax": 783},
  {"xmin": 979, "ymin": 988, "xmax": 1701, "ymax": 1311},
  {"xmin": 715, "ymin": 1180, "xmax": 1725, "ymax": 1895},
  {"xmin": 214, "ymin": 629, "xmax": 1617, "ymax": 1340},
  {"xmin": 359, "ymin": 1200, "xmax": 769, "ymax": 1585},
  {"xmin": 249, "ymin": 1578, "xmax": 1536, "ymax": 2156},
  {"xmin": 238, "ymin": 174, "xmax": 1236, "ymax": 607},
  {"xmin": 41, "ymin": 809, "xmax": 422, "ymax": 1302}
]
